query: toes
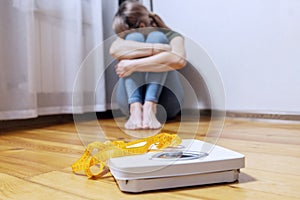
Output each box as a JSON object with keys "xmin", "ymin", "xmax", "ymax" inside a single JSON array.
[
  {"xmin": 125, "ymin": 120, "xmax": 142, "ymax": 130},
  {"xmin": 142, "ymin": 124, "xmax": 150, "ymax": 129},
  {"xmin": 142, "ymin": 119, "xmax": 161, "ymax": 130}
]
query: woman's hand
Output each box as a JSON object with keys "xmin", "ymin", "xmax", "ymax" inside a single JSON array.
[{"xmin": 115, "ymin": 59, "xmax": 135, "ymax": 77}]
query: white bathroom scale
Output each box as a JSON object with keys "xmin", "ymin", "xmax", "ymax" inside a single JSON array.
[{"xmin": 109, "ymin": 139, "xmax": 245, "ymax": 193}]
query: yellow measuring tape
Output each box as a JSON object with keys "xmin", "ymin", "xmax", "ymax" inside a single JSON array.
[{"xmin": 71, "ymin": 132, "xmax": 181, "ymax": 178}]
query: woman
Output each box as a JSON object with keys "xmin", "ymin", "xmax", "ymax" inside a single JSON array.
[{"xmin": 110, "ymin": 0, "xmax": 186, "ymax": 130}]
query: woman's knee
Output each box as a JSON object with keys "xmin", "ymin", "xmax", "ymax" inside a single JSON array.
[
  {"xmin": 146, "ymin": 31, "xmax": 168, "ymax": 44},
  {"xmin": 125, "ymin": 32, "xmax": 145, "ymax": 42}
]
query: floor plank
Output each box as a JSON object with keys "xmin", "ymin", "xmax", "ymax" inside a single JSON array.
[
  {"xmin": 29, "ymin": 170, "xmax": 193, "ymax": 200},
  {"xmin": 0, "ymin": 173, "xmax": 87, "ymax": 200},
  {"xmin": 0, "ymin": 149, "xmax": 79, "ymax": 178},
  {"xmin": 234, "ymin": 168, "xmax": 300, "ymax": 199},
  {"xmin": 0, "ymin": 116, "xmax": 299, "ymax": 199}
]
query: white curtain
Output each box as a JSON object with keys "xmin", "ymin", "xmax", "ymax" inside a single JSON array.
[{"xmin": 0, "ymin": 0, "xmax": 106, "ymax": 120}]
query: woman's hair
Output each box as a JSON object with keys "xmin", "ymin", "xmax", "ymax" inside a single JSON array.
[{"xmin": 112, "ymin": 0, "xmax": 170, "ymax": 35}]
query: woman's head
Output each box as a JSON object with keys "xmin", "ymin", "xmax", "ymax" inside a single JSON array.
[{"xmin": 113, "ymin": 0, "xmax": 169, "ymax": 35}]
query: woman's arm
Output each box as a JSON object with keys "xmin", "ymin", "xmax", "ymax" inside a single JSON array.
[
  {"xmin": 110, "ymin": 37, "xmax": 171, "ymax": 59},
  {"xmin": 115, "ymin": 36, "xmax": 186, "ymax": 78}
]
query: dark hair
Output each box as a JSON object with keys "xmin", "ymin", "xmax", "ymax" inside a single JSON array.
[
  {"xmin": 112, "ymin": 0, "xmax": 169, "ymax": 35},
  {"xmin": 148, "ymin": 12, "xmax": 170, "ymax": 29}
]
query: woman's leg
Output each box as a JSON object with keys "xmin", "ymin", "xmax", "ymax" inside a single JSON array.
[
  {"xmin": 142, "ymin": 31, "xmax": 169, "ymax": 129},
  {"xmin": 157, "ymin": 70, "xmax": 184, "ymax": 121},
  {"xmin": 117, "ymin": 70, "xmax": 184, "ymax": 123},
  {"xmin": 117, "ymin": 32, "xmax": 146, "ymax": 129},
  {"xmin": 144, "ymin": 31, "xmax": 169, "ymax": 102}
]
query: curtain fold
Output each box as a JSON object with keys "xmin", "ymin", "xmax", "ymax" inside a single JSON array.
[{"xmin": 0, "ymin": 0, "xmax": 106, "ymax": 120}]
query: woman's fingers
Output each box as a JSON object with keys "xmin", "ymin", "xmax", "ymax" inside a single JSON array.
[
  {"xmin": 115, "ymin": 62, "xmax": 127, "ymax": 77},
  {"xmin": 115, "ymin": 60, "xmax": 133, "ymax": 77},
  {"xmin": 115, "ymin": 66, "xmax": 124, "ymax": 77}
]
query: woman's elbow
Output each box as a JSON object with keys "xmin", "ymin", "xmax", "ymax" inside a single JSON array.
[
  {"xmin": 177, "ymin": 58, "xmax": 187, "ymax": 69},
  {"xmin": 110, "ymin": 47, "xmax": 125, "ymax": 59},
  {"xmin": 109, "ymin": 46, "xmax": 118, "ymax": 58},
  {"xmin": 171, "ymin": 56, "xmax": 187, "ymax": 70}
]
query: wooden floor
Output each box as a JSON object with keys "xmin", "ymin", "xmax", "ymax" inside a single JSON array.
[{"xmin": 0, "ymin": 115, "xmax": 300, "ymax": 200}]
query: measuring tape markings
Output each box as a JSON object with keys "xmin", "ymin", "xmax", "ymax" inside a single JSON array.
[{"xmin": 71, "ymin": 132, "xmax": 182, "ymax": 178}]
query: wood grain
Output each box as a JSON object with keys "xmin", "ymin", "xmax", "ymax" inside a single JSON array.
[{"xmin": 0, "ymin": 115, "xmax": 299, "ymax": 199}]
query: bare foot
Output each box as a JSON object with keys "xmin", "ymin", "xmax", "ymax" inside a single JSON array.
[
  {"xmin": 125, "ymin": 102, "xmax": 143, "ymax": 130},
  {"xmin": 142, "ymin": 101, "xmax": 162, "ymax": 129}
]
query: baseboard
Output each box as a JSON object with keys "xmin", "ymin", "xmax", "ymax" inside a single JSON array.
[
  {"xmin": 1, "ymin": 110, "xmax": 299, "ymax": 132},
  {"xmin": 226, "ymin": 111, "xmax": 300, "ymax": 121},
  {"xmin": 0, "ymin": 114, "xmax": 74, "ymax": 132}
]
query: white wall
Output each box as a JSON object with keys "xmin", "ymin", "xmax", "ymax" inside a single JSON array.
[{"xmin": 153, "ymin": 0, "xmax": 300, "ymax": 114}]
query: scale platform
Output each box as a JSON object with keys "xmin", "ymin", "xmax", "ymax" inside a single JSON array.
[{"xmin": 109, "ymin": 139, "xmax": 245, "ymax": 193}]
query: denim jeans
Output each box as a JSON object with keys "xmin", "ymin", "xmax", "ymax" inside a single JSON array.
[{"xmin": 116, "ymin": 31, "xmax": 184, "ymax": 120}]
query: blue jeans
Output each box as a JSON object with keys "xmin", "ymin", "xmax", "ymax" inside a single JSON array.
[{"xmin": 116, "ymin": 31, "xmax": 184, "ymax": 120}]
